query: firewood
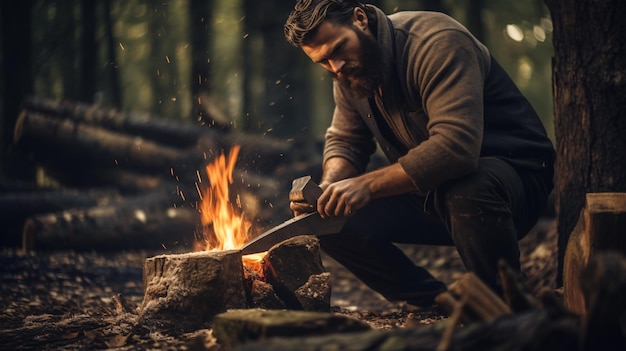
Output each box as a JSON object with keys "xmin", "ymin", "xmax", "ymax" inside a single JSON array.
[
  {"xmin": 262, "ymin": 235, "xmax": 327, "ymax": 310},
  {"xmin": 563, "ymin": 192, "xmax": 626, "ymax": 317},
  {"xmin": 22, "ymin": 96, "xmax": 207, "ymax": 148},
  {"xmin": 498, "ymin": 259, "xmax": 540, "ymax": 313},
  {"xmin": 294, "ymin": 272, "xmax": 332, "ymax": 312},
  {"xmin": 212, "ymin": 309, "xmax": 370, "ymax": 348},
  {"xmin": 112, "ymin": 293, "xmax": 135, "ymax": 315},
  {"xmin": 14, "ymin": 111, "xmax": 199, "ymax": 174},
  {"xmin": 447, "ymin": 272, "xmax": 513, "ymax": 323},
  {"xmin": 139, "ymin": 250, "xmax": 247, "ymax": 332},
  {"xmin": 248, "ymin": 279, "xmax": 287, "ymax": 310},
  {"xmin": 0, "ymin": 187, "xmax": 122, "ymax": 222},
  {"xmin": 22, "ymin": 190, "xmax": 197, "ymax": 252}
]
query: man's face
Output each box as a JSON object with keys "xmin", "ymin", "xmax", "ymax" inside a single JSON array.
[{"xmin": 302, "ymin": 18, "xmax": 383, "ymax": 99}]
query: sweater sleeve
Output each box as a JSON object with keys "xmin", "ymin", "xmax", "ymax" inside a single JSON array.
[
  {"xmin": 398, "ymin": 29, "xmax": 491, "ymax": 191},
  {"xmin": 323, "ymin": 82, "xmax": 377, "ymax": 174}
]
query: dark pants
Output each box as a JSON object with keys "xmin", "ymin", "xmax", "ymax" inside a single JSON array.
[{"xmin": 318, "ymin": 157, "xmax": 551, "ymax": 303}]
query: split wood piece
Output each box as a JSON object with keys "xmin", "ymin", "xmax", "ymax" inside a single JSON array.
[
  {"xmin": 446, "ymin": 272, "xmax": 512, "ymax": 323},
  {"xmin": 262, "ymin": 235, "xmax": 328, "ymax": 311},
  {"xmin": 579, "ymin": 252, "xmax": 626, "ymax": 350},
  {"xmin": 248, "ymin": 279, "xmax": 287, "ymax": 310},
  {"xmin": 563, "ymin": 192, "xmax": 626, "ymax": 317},
  {"xmin": 294, "ymin": 272, "xmax": 332, "ymax": 312},
  {"xmin": 497, "ymin": 259, "xmax": 540, "ymax": 313},
  {"xmin": 22, "ymin": 191, "xmax": 197, "ymax": 252},
  {"xmin": 112, "ymin": 293, "xmax": 135, "ymax": 315},
  {"xmin": 139, "ymin": 250, "xmax": 247, "ymax": 332},
  {"xmin": 212, "ymin": 309, "xmax": 370, "ymax": 348}
]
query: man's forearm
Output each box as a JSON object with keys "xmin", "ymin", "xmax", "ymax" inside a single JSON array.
[
  {"xmin": 320, "ymin": 157, "xmax": 360, "ymax": 187},
  {"xmin": 358, "ymin": 162, "xmax": 418, "ymax": 199},
  {"xmin": 321, "ymin": 157, "xmax": 418, "ymax": 198}
]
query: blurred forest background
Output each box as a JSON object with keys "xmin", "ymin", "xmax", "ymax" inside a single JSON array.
[
  {"xmin": 0, "ymin": 0, "xmax": 555, "ymax": 249},
  {"xmin": 1, "ymin": 0, "xmax": 553, "ymax": 182}
]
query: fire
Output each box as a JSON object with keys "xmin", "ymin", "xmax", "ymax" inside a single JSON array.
[{"xmin": 195, "ymin": 145, "xmax": 265, "ymax": 276}]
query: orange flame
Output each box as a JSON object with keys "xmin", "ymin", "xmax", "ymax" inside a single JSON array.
[{"xmin": 195, "ymin": 146, "xmax": 265, "ymax": 277}]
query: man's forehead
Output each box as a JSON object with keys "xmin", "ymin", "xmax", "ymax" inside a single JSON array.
[{"xmin": 302, "ymin": 21, "xmax": 350, "ymax": 62}]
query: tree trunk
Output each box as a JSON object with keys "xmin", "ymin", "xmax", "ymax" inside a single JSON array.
[
  {"xmin": 80, "ymin": 0, "xmax": 96, "ymax": 103},
  {"xmin": 543, "ymin": 0, "xmax": 626, "ymax": 286},
  {"xmin": 0, "ymin": 0, "xmax": 35, "ymax": 182}
]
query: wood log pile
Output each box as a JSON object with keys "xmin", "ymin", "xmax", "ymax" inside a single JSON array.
[{"xmin": 5, "ymin": 96, "xmax": 325, "ymax": 252}]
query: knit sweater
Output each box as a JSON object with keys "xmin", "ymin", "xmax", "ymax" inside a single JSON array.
[{"xmin": 323, "ymin": 6, "xmax": 555, "ymax": 193}]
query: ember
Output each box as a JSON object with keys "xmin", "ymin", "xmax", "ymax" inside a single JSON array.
[{"xmin": 194, "ymin": 146, "xmax": 265, "ymax": 277}]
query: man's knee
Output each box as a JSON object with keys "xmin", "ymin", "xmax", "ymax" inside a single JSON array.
[{"xmin": 435, "ymin": 157, "xmax": 522, "ymax": 219}]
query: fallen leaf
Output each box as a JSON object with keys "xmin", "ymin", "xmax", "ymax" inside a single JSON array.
[
  {"xmin": 62, "ymin": 331, "xmax": 81, "ymax": 339},
  {"xmin": 84, "ymin": 330, "xmax": 103, "ymax": 343},
  {"xmin": 105, "ymin": 334, "xmax": 129, "ymax": 348}
]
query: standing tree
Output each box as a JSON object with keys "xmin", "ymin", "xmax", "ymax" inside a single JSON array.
[
  {"xmin": 0, "ymin": 0, "xmax": 35, "ymax": 182},
  {"xmin": 543, "ymin": 0, "xmax": 626, "ymax": 286}
]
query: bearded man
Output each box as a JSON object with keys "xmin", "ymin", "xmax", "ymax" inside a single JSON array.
[{"xmin": 284, "ymin": 0, "xmax": 555, "ymax": 307}]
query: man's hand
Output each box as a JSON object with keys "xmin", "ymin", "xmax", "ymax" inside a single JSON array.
[
  {"xmin": 290, "ymin": 200, "xmax": 316, "ymax": 217},
  {"xmin": 317, "ymin": 178, "xmax": 370, "ymax": 218},
  {"xmin": 314, "ymin": 163, "xmax": 419, "ymax": 218}
]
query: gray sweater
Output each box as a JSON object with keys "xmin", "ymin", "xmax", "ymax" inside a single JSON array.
[{"xmin": 324, "ymin": 6, "xmax": 555, "ymax": 193}]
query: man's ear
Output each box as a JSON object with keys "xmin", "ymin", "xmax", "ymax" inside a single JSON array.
[{"xmin": 353, "ymin": 7, "xmax": 369, "ymax": 31}]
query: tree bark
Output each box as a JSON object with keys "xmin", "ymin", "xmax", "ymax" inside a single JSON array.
[
  {"xmin": 543, "ymin": 0, "xmax": 626, "ymax": 286},
  {"xmin": 0, "ymin": 0, "xmax": 35, "ymax": 182},
  {"xmin": 22, "ymin": 190, "xmax": 197, "ymax": 252}
]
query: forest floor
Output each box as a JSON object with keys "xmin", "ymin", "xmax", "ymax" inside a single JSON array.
[{"xmin": 0, "ymin": 217, "xmax": 557, "ymax": 350}]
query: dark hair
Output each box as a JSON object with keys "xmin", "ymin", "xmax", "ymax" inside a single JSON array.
[{"xmin": 284, "ymin": 0, "xmax": 376, "ymax": 47}]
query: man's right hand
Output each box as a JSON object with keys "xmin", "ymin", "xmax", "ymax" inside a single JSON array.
[{"xmin": 290, "ymin": 200, "xmax": 316, "ymax": 217}]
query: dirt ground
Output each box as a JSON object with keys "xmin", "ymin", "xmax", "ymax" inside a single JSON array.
[{"xmin": 0, "ymin": 217, "xmax": 557, "ymax": 350}]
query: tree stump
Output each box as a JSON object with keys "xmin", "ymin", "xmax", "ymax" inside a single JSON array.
[
  {"xmin": 563, "ymin": 193, "xmax": 626, "ymax": 317},
  {"xmin": 139, "ymin": 250, "xmax": 247, "ymax": 331}
]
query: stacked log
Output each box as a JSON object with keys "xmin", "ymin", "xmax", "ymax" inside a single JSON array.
[{"xmin": 6, "ymin": 96, "xmax": 325, "ymax": 252}]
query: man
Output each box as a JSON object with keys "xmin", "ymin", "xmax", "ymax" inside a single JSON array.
[{"xmin": 284, "ymin": 0, "xmax": 555, "ymax": 306}]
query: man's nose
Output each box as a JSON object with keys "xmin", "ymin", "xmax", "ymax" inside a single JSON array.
[{"xmin": 328, "ymin": 59, "xmax": 345, "ymax": 74}]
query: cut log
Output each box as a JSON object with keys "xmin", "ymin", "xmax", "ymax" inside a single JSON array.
[
  {"xmin": 22, "ymin": 191, "xmax": 197, "ymax": 252},
  {"xmin": 262, "ymin": 235, "xmax": 327, "ymax": 310},
  {"xmin": 139, "ymin": 250, "xmax": 247, "ymax": 331},
  {"xmin": 563, "ymin": 192, "xmax": 626, "ymax": 317},
  {"xmin": 0, "ymin": 187, "xmax": 122, "ymax": 222},
  {"xmin": 13, "ymin": 111, "xmax": 199, "ymax": 174},
  {"xmin": 212, "ymin": 309, "xmax": 370, "ymax": 348},
  {"xmin": 22, "ymin": 96, "xmax": 207, "ymax": 148}
]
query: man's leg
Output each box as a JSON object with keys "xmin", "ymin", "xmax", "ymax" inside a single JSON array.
[
  {"xmin": 432, "ymin": 157, "xmax": 548, "ymax": 294},
  {"xmin": 318, "ymin": 193, "xmax": 452, "ymax": 305}
]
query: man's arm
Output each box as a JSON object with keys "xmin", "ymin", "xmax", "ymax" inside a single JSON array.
[{"xmin": 317, "ymin": 160, "xmax": 417, "ymax": 218}]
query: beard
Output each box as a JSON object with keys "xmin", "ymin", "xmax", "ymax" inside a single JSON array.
[{"xmin": 332, "ymin": 28, "xmax": 384, "ymax": 99}]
